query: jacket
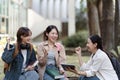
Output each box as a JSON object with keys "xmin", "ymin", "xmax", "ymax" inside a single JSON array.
[
  {"xmin": 2, "ymin": 44, "xmax": 37, "ymax": 80},
  {"xmin": 37, "ymin": 41, "xmax": 66, "ymax": 80}
]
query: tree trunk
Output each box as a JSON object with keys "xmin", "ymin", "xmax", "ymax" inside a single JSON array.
[
  {"xmin": 114, "ymin": 0, "xmax": 120, "ymax": 58},
  {"xmin": 97, "ymin": 0, "xmax": 102, "ymax": 35},
  {"xmin": 100, "ymin": 0, "xmax": 114, "ymax": 50},
  {"xmin": 87, "ymin": 0, "xmax": 100, "ymax": 35}
]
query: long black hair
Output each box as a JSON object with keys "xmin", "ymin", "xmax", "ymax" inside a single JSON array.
[
  {"xmin": 89, "ymin": 34, "xmax": 103, "ymax": 50},
  {"xmin": 89, "ymin": 35, "xmax": 113, "ymax": 56},
  {"xmin": 43, "ymin": 25, "xmax": 59, "ymax": 41}
]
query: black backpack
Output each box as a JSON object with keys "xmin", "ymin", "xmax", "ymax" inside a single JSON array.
[{"xmin": 109, "ymin": 56, "xmax": 120, "ymax": 80}]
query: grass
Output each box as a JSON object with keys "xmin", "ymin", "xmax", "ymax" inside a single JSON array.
[
  {"xmin": 0, "ymin": 54, "xmax": 89, "ymax": 80},
  {"xmin": 0, "ymin": 59, "xmax": 4, "ymax": 80},
  {"xmin": 66, "ymin": 54, "xmax": 89, "ymax": 77}
]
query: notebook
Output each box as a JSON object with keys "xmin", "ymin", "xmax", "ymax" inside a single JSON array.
[{"xmin": 46, "ymin": 68, "xmax": 64, "ymax": 79}]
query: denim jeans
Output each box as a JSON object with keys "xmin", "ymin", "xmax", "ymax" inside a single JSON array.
[
  {"xmin": 79, "ymin": 76, "xmax": 100, "ymax": 80},
  {"xmin": 19, "ymin": 70, "xmax": 39, "ymax": 80},
  {"xmin": 44, "ymin": 64, "xmax": 65, "ymax": 80}
]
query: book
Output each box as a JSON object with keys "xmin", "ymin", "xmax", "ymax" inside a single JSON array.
[
  {"xmin": 46, "ymin": 68, "xmax": 64, "ymax": 79},
  {"xmin": 61, "ymin": 64, "xmax": 75, "ymax": 71}
]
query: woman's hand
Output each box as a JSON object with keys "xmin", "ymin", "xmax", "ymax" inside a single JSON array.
[
  {"xmin": 65, "ymin": 67, "xmax": 79, "ymax": 75},
  {"xmin": 59, "ymin": 69, "xmax": 65, "ymax": 74},
  {"xmin": 6, "ymin": 37, "xmax": 11, "ymax": 44},
  {"xmin": 75, "ymin": 47, "xmax": 81, "ymax": 55},
  {"xmin": 75, "ymin": 47, "xmax": 83, "ymax": 66},
  {"xmin": 66, "ymin": 67, "xmax": 86, "ymax": 76},
  {"xmin": 6, "ymin": 37, "xmax": 11, "ymax": 50},
  {"xmin": 38, "ymin": 56, "xmax": 47, "ymax": 67},
  {"xmin": 25, "ymin": 65, "xmax": 34, "ymax": 71}
]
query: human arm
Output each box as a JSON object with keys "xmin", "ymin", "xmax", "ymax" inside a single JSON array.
[
  {"xmin": 80, "ymin": 54, "xmax": 103, "ymax": 77},
  {"xmin": 2, "ymin": 38, "xmax": 16, "ymax": 64},
  {"xmin": 74, "ymin": 48, "xmax": 105, "ymax": 77},
  {"xmin": 66, "ymin": 67, "xmax": 87, "ymax": 76},
  {"xmin": 37, "ymin": 43, "xmax": 48, "ymax": 67},
  {"xmin": 56, "ymin": 43, "xmax": 66, "ymax": 74},
  {"xmin": 75, "ymin": 47, "xmax": 83, "ymax": 66},
  {"xmin": 59, "ymin": 44, "xmax": 66, "ymax": 63},
  {"xmin": 25, "ymin": 48, "xmax": 37, "ymax": 71}
]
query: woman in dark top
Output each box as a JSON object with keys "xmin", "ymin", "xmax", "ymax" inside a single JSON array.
[{"xmin": 2, "ymin": 27, "xmax": 39, "ymax": 80}]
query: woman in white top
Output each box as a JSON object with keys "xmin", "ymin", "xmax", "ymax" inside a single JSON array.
[{"xmin": 67, "ymin": 35, "xmax": 118, "ymax": 80}]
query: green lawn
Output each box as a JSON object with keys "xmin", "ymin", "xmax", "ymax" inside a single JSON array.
[
  {"xmin": 0, "ymin": 59, "xmax": 4, "ymax": 80},
  {"xmin": 66, "ymin": 54, "xmax": 89, "ymax": 77},
  {"xmin": 0, "ymin": 55, "xmax": 89, "ymax": 80}
]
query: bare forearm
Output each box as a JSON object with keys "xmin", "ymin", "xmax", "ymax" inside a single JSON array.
[
  {"xmin": 77, "ymin": 71, "xmax": 87, "ymax": 76},
  {"xmin": 78, "ymin": 54, "xmax": 83, "ymax": 66}
]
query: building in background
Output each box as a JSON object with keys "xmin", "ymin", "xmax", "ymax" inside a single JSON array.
[
  {"xmin": 0, "ymin": 0, "xmax": 28, "ymax": 36},
  {"xmin": 0, "ymin": 0, "xmax": 76, "ymax": 42},
  {"xmin": 28, "ymin": 0, "xmax": 76, "ymax": 41}
]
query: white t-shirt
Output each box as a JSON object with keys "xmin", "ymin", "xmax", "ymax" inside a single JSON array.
[{"xmin": 21, "ymin": 49, "xmax": 27, "ymax": 69}]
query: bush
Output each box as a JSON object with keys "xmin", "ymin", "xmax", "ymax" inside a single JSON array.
[{"xmin": 62, "ymin": 31, "xmax": 88, "ymax": 48}]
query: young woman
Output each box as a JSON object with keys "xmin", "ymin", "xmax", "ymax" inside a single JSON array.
[
  {"xmin": 2, "ymin": 27, "xmax": 39, "ymax": 80},
  {"xmin": 67, "ymin": 35, "xmax": 118, "ymax": 80},
  {"xmin": 37, "ymin": 25, "xmax": 67, "ymax": 80}
]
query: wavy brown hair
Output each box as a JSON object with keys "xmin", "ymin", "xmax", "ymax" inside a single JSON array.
[{"xmin": 16, "ymin": 27, "xmax": 32, "ymax": 50}]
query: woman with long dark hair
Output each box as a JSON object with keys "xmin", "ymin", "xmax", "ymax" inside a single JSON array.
[
  {"xmin": 2, "ymin": 27, "xmax": 39, "ymax": 80},
  {"xmin": 67, "ymin": 35, "xmax": 118, "ymax": 80}
]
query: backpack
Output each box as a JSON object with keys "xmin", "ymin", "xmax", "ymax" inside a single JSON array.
[
  {"xmin": 3, "ymin": 43, "xmax": 33, "ymax": 73},
  {"xmin": 109, "ymin": 57, "xmax": 120, "ymax": 80}
]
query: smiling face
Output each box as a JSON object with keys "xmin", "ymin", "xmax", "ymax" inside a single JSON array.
[
  {"xmin": 86, "ymin": 38, "xmax": 97, "ymax": 53},
  {"xmin": 46, "ymin": 28, "xmax": 58, "ymax": 43},
  {"xmin": 17, "ymin": 27, "xmax": 32, "ymax": 45},
  {"xmin": 21, "ymin": 31, "xmax": 32, "ymax": 44},
  {"xmin": 21, "ymin": 35, "xmax": 31, "ymax": 44}
]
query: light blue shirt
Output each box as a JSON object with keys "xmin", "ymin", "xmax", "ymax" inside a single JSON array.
[{"xmin": 47, "ymin": 50, "xmax": 55, "ymax": 65}]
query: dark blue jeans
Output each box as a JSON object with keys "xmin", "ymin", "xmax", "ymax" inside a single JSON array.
[{"xmin": 79, "ymin": 76, "xmax": 100, "ymax": 80}]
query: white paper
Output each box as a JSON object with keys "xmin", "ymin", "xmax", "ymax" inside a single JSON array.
[{"xmin": 33, "ymin": 60, "xmax": 39, "ymax": 67}]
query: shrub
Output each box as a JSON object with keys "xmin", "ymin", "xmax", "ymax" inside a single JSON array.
[{"xmin": 62, "ymin": 31, "xmax": 88, "ymax": 48}]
